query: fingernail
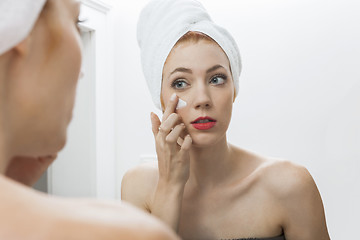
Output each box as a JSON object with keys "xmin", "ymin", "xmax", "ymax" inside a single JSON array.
[{"xmin": 170, "ymin": 93, "xmax": 177, "ymax": 101}]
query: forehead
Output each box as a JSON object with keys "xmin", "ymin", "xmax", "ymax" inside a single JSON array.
[{"xmin": 164, "ymin": 41, "xmax": 230, "ymax": 72}]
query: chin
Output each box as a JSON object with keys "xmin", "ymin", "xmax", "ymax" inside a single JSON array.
[
  {"xmin": 190, "ymin": 132, "xmax": 222, "ymax": 148},
  {"xmin": 44, "ymin": 128, "xmax": 68, "ymax": 154},
  {"xmin": 56, "ymin": 136, "xmax": 67, "ymax": 152},
  {"xmin": 56, "ymin": 130, "xmax": 68, "ymax": 151}
]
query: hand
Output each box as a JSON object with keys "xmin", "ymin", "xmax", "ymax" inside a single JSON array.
[
  {"xmin": 151, "ymin": 93, "xmax": 192, "ymax": 188},
  {"xmin": 5, "ymin": 154, "xmax": 57, "ymax": 186}
]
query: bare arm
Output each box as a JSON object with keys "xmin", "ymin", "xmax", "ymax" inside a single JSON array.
[
  {"xmin": 122, "ymin": 94, "xmax": 192, "ymax": 232},
  {"xmin": 274, "ymin": 163, "xmax": 330, "ymax": 240},
  {"xmin": 122, "ymin": 163, "xmax": 186, "ymax": 232}
]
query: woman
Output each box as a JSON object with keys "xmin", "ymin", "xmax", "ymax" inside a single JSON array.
[
  {"xmin": 0, "ymin": 0, "xmax": 177, "ymax": 239},
  {"xmin": 121, "ymin": 0, "xmax": 330, "ymax": 239}
]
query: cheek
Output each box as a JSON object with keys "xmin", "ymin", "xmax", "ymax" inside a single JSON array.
[
  {"xmin": 59, "ymin": 29, "xmax": 82, "ymax": 100},
  {"xmin": 48, "ymin": 24, "xmax": 82, "ymax": 86},
  {"xmin": 215, "ymin": 86, "xmax": 233, "ymax": 105},
  {"xmin": 68, "ymin": 30, "xmax": 82, "ymax": 76},
  {"xmin": 225, "ymin": 93, "xmax": 234, "ymax": 115},
  {"xmin": 51, "ymin": 28, "xmax": 82, "ymax": 119},
  {"xmin": 175, "ymin": 108, "xmax": 188, "ymax": 123},
  {"xmin": 213, "ymin": 89, "xmax": 233, "ymax": 121}
]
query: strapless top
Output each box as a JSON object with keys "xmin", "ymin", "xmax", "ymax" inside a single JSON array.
[{"xmin": 221, "ymin": 233, "xmax": 285, "ymax": 240}]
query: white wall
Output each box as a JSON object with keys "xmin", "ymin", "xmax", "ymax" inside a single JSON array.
[{"xmin": 111, "ymin": 1, "xmax": 360, "ymax": 239}]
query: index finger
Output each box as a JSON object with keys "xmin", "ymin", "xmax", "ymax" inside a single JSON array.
[{"xmin": 162, "ymin": 93, "xmax": 179, "ymax": 122}]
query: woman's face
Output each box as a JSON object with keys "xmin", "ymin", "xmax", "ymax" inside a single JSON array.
[
  {"xmin": 7, "ymin": 0, "xmax": 82, "ymax": 156},
  {"xmin": 162, "ymin": 40, "xmax": 234, "ymax": 147}
]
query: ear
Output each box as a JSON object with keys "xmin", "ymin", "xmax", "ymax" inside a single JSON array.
[{"xmin": 13, "ymin": 35, "xmax": 32, "ymax": 56}]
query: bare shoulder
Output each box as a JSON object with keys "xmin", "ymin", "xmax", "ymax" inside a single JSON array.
[
  {"xmin": 52, "ymin": 200, "xmax": 179, "ymax": 240},
  {"xmin": 0, "ymin": 176, "xmax": 178, "ymax": 240},
  {"xmin": 108, "ymin": 201, "xmax": 179, "ymax": 240},
  {"xmin": 106, "ymin": 201, "xmax": 179, "ymax": 240},
  {"xmin": 121, "ymin": 161, "xmax": 159, "ymax": 192},
  {"xmin": 122, "ymin": 161, "xmax": 159, "ymax": 180},
  {"xmin": 255, "ymin": 159, "xmax": 330, "ymax": 238},
  {"xmin": 258, "ymin": 159, "xmax": 316, "ymax": 200},
  {"xmin": 231, "ymin": 146, "xmax": 314, "ymax": 195},
  {"xmin": 121, "ymin": 162, "xmax": 159, "ymax": 210}
]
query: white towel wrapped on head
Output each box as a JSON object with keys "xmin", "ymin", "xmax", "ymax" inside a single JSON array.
[
  {"xmin": 137, "ymin": 0, "xmax": 242, "ymax": 110},
  {"xmin": 0, "ymin": 0, "xmax": 47, "ymax": 55}
]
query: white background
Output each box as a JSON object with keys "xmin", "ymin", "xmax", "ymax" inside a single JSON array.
[{"xmin": 110, "ymin": 0, "xmax": 360, "ymax": 239}]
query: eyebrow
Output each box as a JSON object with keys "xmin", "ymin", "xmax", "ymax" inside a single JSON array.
[
  {"xmin": 169, "ymin": 64, "xmax": 225, "ymax": 76},
  {"xmin": 170, "ymin": 67, "xmax": 193, "ymax": 75},
  {"xmin": 206, "ymin": 64, "xmax": 225, "ymax": 73}
]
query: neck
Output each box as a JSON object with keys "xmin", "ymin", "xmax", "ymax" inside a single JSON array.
[
  {"xmin": 0, "ymin": 55, "xmax": 12, "ymax": 174},
  {"xmin": 188, "ymin": 134, "xmax": 236, "ymax": 189},
  {"xmin": 0, "ymin": 121, "xmax": 10, "ymax": 174}
]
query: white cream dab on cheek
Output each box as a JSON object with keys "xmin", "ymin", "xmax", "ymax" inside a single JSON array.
[{"xmin": 176, "ymin": 98, "xmax": 187, "ymax": 109}]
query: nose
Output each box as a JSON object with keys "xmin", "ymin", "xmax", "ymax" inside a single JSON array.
[{"xmin": 193, "ymin": 83, "xmax": 212, "ymax": 110}]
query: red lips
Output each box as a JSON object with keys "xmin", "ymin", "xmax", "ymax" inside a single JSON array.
[{"xmin": 191, "ymin": 117, "xmax": 217, "ymax": 130}]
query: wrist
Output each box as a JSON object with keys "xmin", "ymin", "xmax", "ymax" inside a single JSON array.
[
  {"xmin": 156, "ymin": 179, "xmax": 186, "ymax": 195},
  {"xmin": 152, "ymin": 180, "xmax": 185, "ymax": 232}
]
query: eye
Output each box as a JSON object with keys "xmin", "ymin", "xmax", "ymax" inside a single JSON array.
[
  {"xmin": 210, "ymin": 75, "xmax": 227, "ymax": 85},
  {"xmin": 171, "ymin": 79, "xmax": 189, "ymax": 90},
  {"xmin": 76, "ymin": 18, "xmax": 87, "ymax": 33}
]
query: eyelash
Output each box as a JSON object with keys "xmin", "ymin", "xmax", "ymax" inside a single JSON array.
[
  {"xmin": 170, "ymin": 74, "xmax": 228, "ymax": 90},
  {"xmin": 171, "ymin": 79, "xmax": 189, "ymax": 90},
  {"xmin": 76, "ymin": 18, "xmax": 86, "ymax": 32},
  {"xmin": 210, "ymin": 74, "xmax": 227, "ymax": 85}
]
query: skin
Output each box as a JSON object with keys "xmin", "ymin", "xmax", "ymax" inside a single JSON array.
[
  {"xmin": 122, "ymin": 39, "xmax": 331, "ymax": 240},
  {"xmin": 0, "ymin": 0, "xmax": 178, "ymax": 239},
  {"xmin": 5, "ymin": 154, "xmax": 57, "ymax": 186}
]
